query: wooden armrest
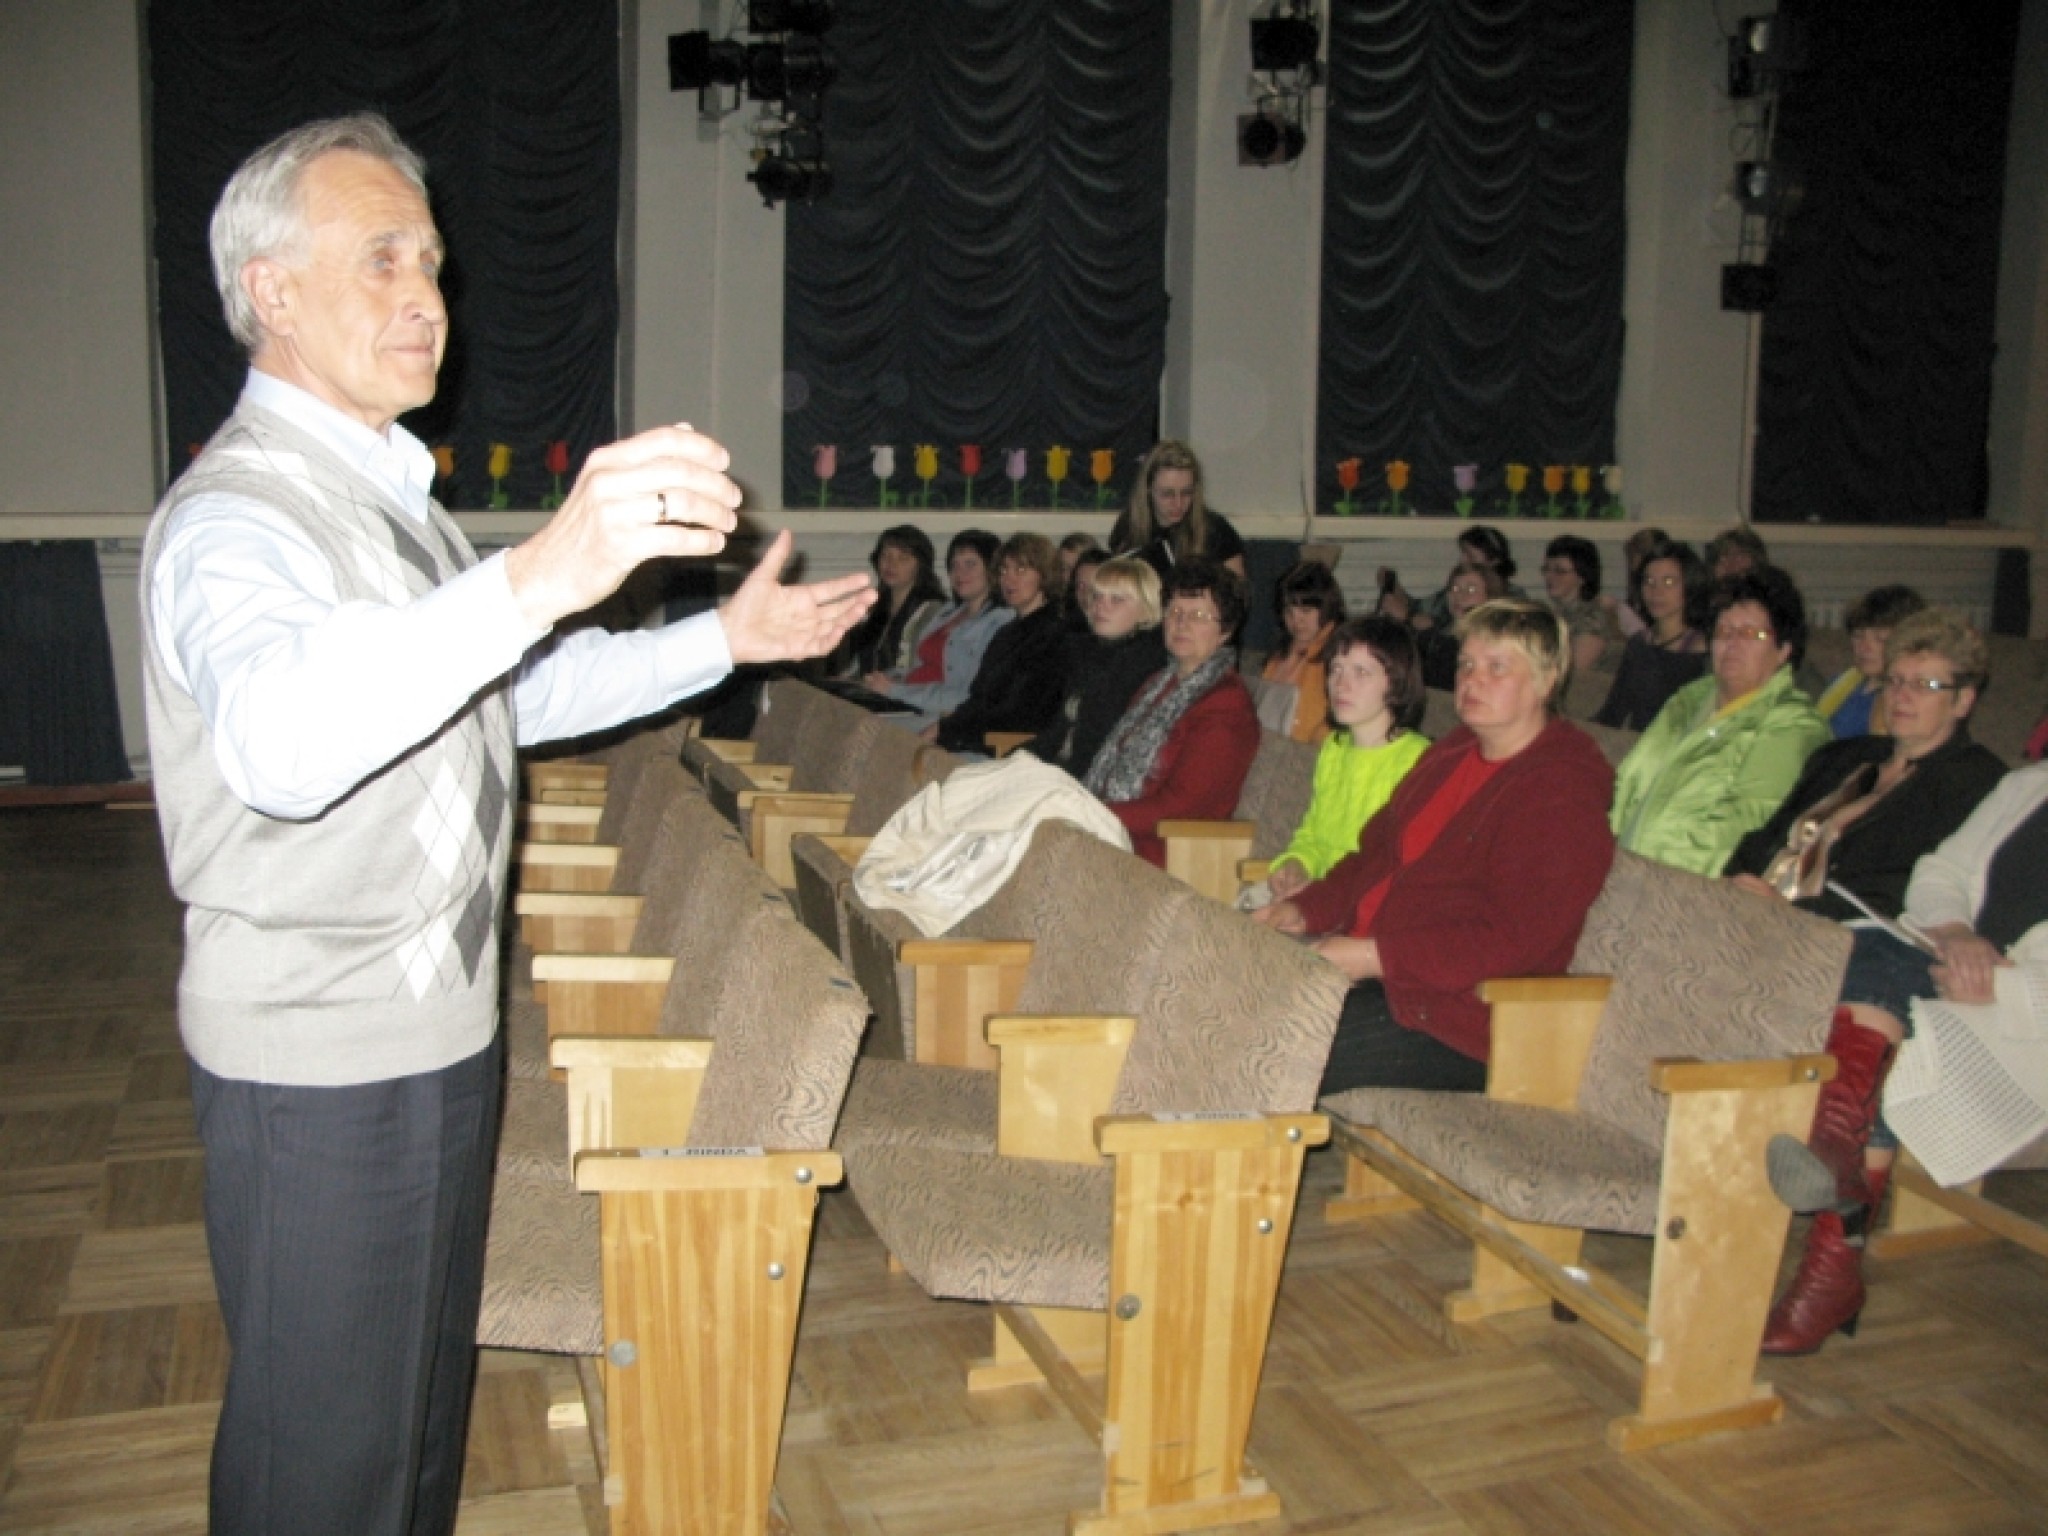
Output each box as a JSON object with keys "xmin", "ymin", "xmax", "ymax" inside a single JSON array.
[
  {"xmin": 520, "ymin": 803, "xmax": 602, "ymax": 826},
  {"xmin": 514, "ymin": 892, "xmax": 643, "ymax": 918},
  {"xmin": 514, "ymin": 841, "xmax": 620, "ymax": 868},
  {"xmin": 1650, "ymin": 1054, "xmax": 1836, "ymax": 1095},
  {"xmin": 573, "ymin": 1147, "xmax": 843, "ymax": 1194},
  {"xmin": 1237, "ymin": 859, "xmax": 1272, "ymax": 883},
  {"xmin": 532, "ymin": 954, "xmax": 674, "ymax": 984},
  {"xmin": 815, "ymin": 835, "xmax": 871, "ymax": 864},
  {"xmin": 989, "ymin": 1015, "xmax": 1136, "ymax": 1163},
  {"xmin": 738, "ymin": 762, "xmax": 793, "ymax": 790},
  {"xmin": 1155, "ymin": 819, "xmax": 1258, "ymax": 841},
  {"xmin": 986, "ymin": 1015, "xmax": 1131, "ymax": 1048},
  {"xmin": 1481, "ymin": 975, "xmax": 1613, "ymax": 1109},
  {"xmin": 535, "ymin": 787, "xmax": 607, "ymax": 807},
  {"xmin": 698, "ymin": 738, "xmax": 757, "ymax": 764},
  {"xmin": 899, "ymin": 939, "xmax": 1035, "ymax": 967},
  {"xmin": 552, "ymin": 1035, "xmax": 713, "ymax": 1071},
  {"xmin": 1095, "ymin": 1112, "xmax": 1329, "ymax": 1155},
  {"xmin": 739, "ymin": 788, "xmax": 852, "ymax": 816},
  {"xmin": 984, "ymin": 732, "xmax": 1032, "ymax": 758},
  {"xmin": 525, "ymin": 763, "xmax": 608, "ymax": 789}
]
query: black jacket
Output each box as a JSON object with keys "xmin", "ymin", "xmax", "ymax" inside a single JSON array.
[
  {"xmin": 936, "ymin": 604, "xmax": 1072, "ymax": 753},
  {"xmin": 1726, "ymin": 729, "xmax": 2008, "ymax": 921},
  {"xmin": 1021, "ymin": 626, "xmax": 1170, "ymax": 779}
]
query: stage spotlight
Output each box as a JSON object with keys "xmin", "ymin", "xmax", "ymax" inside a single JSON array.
[
  {"xmin": 669, "ymin": 31, "xmax": 748, "ymax": 91},
  {"xmin": 746, "ymin": 37, "xmax": 835, "ymax": 101},
  {"xmin": 1250, "ymin": 15, "xmax": 1319, "ymax": 73},
  {"xmin": 749, "ymin": 0, "xmax": 835, "ymax": 35},
  {"xmin": 1737, "ymin": 13, "xmax": 1808, "ymax": 71},
  {"xmin": 749, "ymin": 149, "xmax": 832, "ymax": 206},
  {"xmin": 1238, "ymin": 112, "xmax": 1305, "ymax": 167},
  {"xmin": 1734, "ymin": 160, "xmax": 1800, "ymax": 216}
]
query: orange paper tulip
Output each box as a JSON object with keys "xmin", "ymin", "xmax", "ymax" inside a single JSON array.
[
  {"xmin": 1542, "ymin": 464, "xmax": 1565, "ymax": 496},
  {"xmin": 1386, "ymin": 460, "xmax": 1411, "ymax": 493},
  {"xmin": 432, "ymin": 445, "xmax": 456, "ymax": 480},
  {"xmin": 1090, "ymin": 449, "xmax": 1114, "ymax": 484}
]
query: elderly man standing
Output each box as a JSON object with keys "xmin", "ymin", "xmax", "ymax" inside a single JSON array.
[{"xmin": 140, "ymin": 114, "xmax": 872, "ymax": 1536}]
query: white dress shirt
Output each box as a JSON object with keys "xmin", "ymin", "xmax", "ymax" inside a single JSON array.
[{"xmin": 151, "ymin": 370, "xmax": 732, "ymax": 819}]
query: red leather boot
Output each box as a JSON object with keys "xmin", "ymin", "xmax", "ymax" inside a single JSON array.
[
  {"xmin": 1761, "ymin": 1165, "xmax": 1890, "ymax": 1357},
  {"xmin": 1803, "ymin": 1008, "xmax": 1896, "ymax": 1206}
]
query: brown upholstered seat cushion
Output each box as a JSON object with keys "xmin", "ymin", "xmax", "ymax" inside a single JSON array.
[
  {"xmin": 1324, "ymin": 1088, "xmax": 1664, "ymax": 1234},
  {"xmin": 845, "ymin": 1143, "xmax": 1113, "ymax": 1310},
  {"xmin": 833, "ymin": 1059, "xmax": 997, "ymax": 1156},
  {"xmin": 478, "ymin": 1164, "xmax": 603, "ymax": 1357},
  {"xmin": 504, "ymin": 998, "xmax": 552, "ymax": 1083}
]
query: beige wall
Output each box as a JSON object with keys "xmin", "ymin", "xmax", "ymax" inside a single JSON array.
[{"xmin": 0, "ymin": 0, "xmax": 158, "ymax": 520}]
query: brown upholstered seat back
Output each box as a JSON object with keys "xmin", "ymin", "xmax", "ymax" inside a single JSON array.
[
  {"xmin": 609, "ymin": 756, "xmax": 693, "ymax": 891},
  {"xmin": 1570, "ymin": 851, "xmax": 1851, "ymax": 1150},
  {"xmin": 1236, "ymin": 731, "xmax": 1322, "ymax": 860}
]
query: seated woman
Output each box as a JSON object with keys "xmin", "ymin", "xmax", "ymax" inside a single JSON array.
[
  {"xmin": 1060, "ymin": 546, "xmax": 1108, "ymax": 634},
  {"xmin": 931, "ymin": 533, "xmax": 1070, "ymax": 753},
  {"xmin": 1379, "ymin": 524, "xmax": 1521, "ymax": 632},
  {"xmin": 1813, "ymin": 584, "xmax": 1925, "ymax": 739},
  {"xmin": 1727, "ymin": 608, "xmax": 2003, "ymax": 922},
  {"xmin": 835, "ymin": 524, "xmax": 946, "ymax": 678},
  {"xmin": 1540, "ymin": 534, "xmax": 1621, "ymax": 675},
  {"xmin": 1412, "ymin": 563, "xmax": 1506, "ymax": 690},
  {"xmin": 1256, "ymin": 600, "xmax": 1615, "ymax": 1095},
  {"xmin": 1609, "ymin": 565, "xmax": 1830, "ymax": 876},
  {"xmin": 1084, "ymin": 559, "xmax": 1259, "ymax": 865},
  {"xmin": 1023, "ymin": 556, "xmax": 1167, "ymax": 781},
  {"xmin": 1107, "ymin": 440, "xmax": 1247, "ymax": 579},
  {"xmin": 1260, "ymin": 560, "xmax": 1346, "ymax": 743},
  {"xmin": 1263, "ymin": 616, "xmax": 1430, "ymax": 902},
  {"xmin": 1593, "ymin": 536, "xmax": 1710, "ymax": 730},
  {"xmin": 865, "ymin": 529, "xmax": 1011, "ymax": 724},
  {"xmin": 1758, "ymin": 759, "xmax": 2048, "ymax": 1355}
]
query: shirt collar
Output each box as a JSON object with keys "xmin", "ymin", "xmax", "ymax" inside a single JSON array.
[{"xmin": 240, "ymin": 369, "xmax": 437, "ymax": 524}]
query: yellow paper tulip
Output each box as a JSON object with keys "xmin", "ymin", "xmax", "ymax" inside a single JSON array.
[
  {"xmin": 487, "ymin": 443, "xmax": 512, "ymax": 480},
  {"xmin": 1571, "ymin": 465, "xmax": 1592, "ymax": 496},
  {"xmin": 1504, "ymin": 463, "xmax": 1529, "ymax": 494},
  {"xmin": 1046, "ymin": 446, "xmax": 1070, "ymax": 483},
  {"xmin": 914, "ymin": 443, "xmax": 938, "ymax": 481}
]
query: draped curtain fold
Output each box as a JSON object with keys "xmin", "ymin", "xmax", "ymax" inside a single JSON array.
[
  {"xmin": 782, "ymin": 0, "xmax": 1171, "ymax": 508},
  {"xmin": 1315, "ymin": 0, "xmax": 1631, "ymax": 514},
  {"xmin": 0, "ymin": 544, "xmax": 132, "ymax": 785},
  {"xmin": 148, "ymin": 0, "xmax": 620, "ymax": 509},
  {"xmin": 1752, "ymin": 0, "xmax": 2019, "ymax": 526}
]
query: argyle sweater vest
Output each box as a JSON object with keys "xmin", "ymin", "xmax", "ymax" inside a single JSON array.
[{"xmin": 141, "ymin": 402, "xmax": 516, "ymax": 1086}]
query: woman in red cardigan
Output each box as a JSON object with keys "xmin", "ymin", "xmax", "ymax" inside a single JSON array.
[
  {"xmin": 1085, "ymin": 558, "xmax": 1259, "ymax": 865},
  {"xmin": 1256, "ymin": 599, "xmax": 1616, "ymax": 1094}
]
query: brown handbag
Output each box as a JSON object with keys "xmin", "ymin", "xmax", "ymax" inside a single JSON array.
[{"xmin": 1759, "ymin": 762, "xmax": 1880, "ymax": 902}]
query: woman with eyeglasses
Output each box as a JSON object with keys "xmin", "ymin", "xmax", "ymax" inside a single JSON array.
[
  {"xmin": 1023, "ymin": 556, "xmax": 1167, "ymax": 781},
  {"xmin": 1592, "ymin": 536, "xmax": 1711, "ymax": 731},
  {"xmin": 1609, "ymin": 566, "xmax": 1831, "ymax": 877},
  {"xmin": 1727, "ymin": 608, "xmax": 2004, "ymax": 923},
  {"xmin": 1085, "ymin": 559, "xmax": 1259, "ymax": 865},
  {"xmin": 1539, "ymin": 535, "xmax": 1621, "ymax": 676}
]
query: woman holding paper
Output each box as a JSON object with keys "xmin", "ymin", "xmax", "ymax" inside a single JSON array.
[{"xmin": 1759, "ymin": 759, "xmax": 2048, "ymax": 1355}]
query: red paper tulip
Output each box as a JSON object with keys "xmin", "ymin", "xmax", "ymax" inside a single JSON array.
[
  {"xmin": 544, "ymin": 440, "xmax": 569, "ymax": 476},
  {"xmin": 960, "ymin": 444, "xmax": 982, "ymax": 477},
  {"xmin": 1336, "ymin": 458, "xmax": 1361, "ymax": 493}
]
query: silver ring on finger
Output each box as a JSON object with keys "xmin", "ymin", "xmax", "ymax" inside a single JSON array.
[{"xmin": 657, "ymin": 491, "xmax": 673, "ymax": 524}]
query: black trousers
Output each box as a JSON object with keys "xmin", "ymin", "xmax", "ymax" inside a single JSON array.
[
  {"xmin": 1319, "ymin": 980, "xmax": 1489, "ymax": 1097},
  {"xmin": 190, "ymin": 1036, "xmax": 503, "ymax": 1536}
]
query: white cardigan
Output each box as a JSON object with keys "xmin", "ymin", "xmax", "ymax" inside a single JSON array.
[{"xmin": 1883, "ymin": 761, "xmax": 2048, "ymax": 1185}]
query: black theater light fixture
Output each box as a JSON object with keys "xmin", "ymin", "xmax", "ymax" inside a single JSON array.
[
  {"xmin": 746, "ymin": 36, "xmax": 836, "ymax": 102},
  {"xmin": 749, "ymin": 0, "xmax": 835, "ymax": 36},
  {"xmin": 1251, "ymin": 14, "xmax": 1319, "ymax": 73},
  {"xmin": 1238, "ymin": 111, "xmax": 1305, "ymax": 167},
  {"xmin": 749, "ymin": 148, "xmax": 832, "ymax": 207},
  {"xmin": 668, "ymin": 31, "xmax": 747, "ymax": 92}
]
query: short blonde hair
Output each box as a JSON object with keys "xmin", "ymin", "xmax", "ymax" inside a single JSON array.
[
  {"xmin": 1455, "ymin": 597, "xmax": 1572, "ymax": 706},
  {"xmin": 1087, "ymin": 555, "xmax": 1161, "ymax": 626},
  {"xmin": 1888, "ymin": 607, "xmax": 1989, "ymax": 693}
]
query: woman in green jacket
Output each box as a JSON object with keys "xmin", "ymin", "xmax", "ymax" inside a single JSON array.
[
  {"xmin": 1266, "ymin": 617, "xmax": 1432, "ymax": 900},
  {"xmin": 1610, "ymin": 566, "xmax": 1830, "ymax": 877}
]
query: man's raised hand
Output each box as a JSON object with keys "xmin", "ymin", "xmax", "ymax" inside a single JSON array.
[{"xmin": 720, "ymin": 530, "xmax": 878, "ymax": 665}]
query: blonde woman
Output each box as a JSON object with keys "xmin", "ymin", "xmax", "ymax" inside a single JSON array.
[
  {"xmin": 1024, "ymin": 556, "xmax": 1168, "ymax": 780},
  {"xmin": 1107, "ymin": 440, "xmax": 1246, "ymax": 580}
]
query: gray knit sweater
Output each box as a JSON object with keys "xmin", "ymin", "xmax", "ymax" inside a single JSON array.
[{"xmin": 141, "ymin": 402, "xmax": 516, "ymax": 1086}]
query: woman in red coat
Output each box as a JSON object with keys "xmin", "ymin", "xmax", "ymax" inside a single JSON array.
[
  {"xmin": 1257, "ymin": 598, "xmax": 1615, "ymax": 1094},
  {"xmin": 1085, "ymin": 558, "xmax": 1259, "ymax": 865}
]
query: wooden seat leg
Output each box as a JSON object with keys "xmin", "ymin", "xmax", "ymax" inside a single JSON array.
[
  {"xmin": 1869, "ymin": 1155, "xmax": 1997, "ymax": 1260},
  {"xmin": 1324, "ymin": 1146, "xmax": 1422, "ymax": 1224},
  {"xmin": 1446, "ymin": 1215, "xmax": 1583, "ymax": 1323},
  {"xmin": 968, "ymin": 1304, "xmax": 1105, "ymax": 1394}
]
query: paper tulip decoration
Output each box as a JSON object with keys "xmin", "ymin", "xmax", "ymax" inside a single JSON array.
[
  {"xmin": 1503, "ymin": 463, "xmax": 1529, "ymax": 517},
  {"xmin": 813, "ymin": 444, "xmax": 838, "ymax": 507},
  {"xmin": 1570, "ymin": 465, "xmax": 1592, "ymax": 518},
  {"xmin": 1091, "ymin": 449, "xmax": 1115, "ymax": 510},
  {"xmin": 872, "ymin": 445, "xmax": 897, "ymax": 509},
  {"xmin": 1384, "ymin": 460, "xmax": 1412, "ymax": 517},
  {"xmin": 543, "ymin": 440, "xmax": 569, "ymax": 510},
  {"xmin": 1334, "ymin": 457, "xmax": 1361, "ymax": 516},
  {"xmin": 1046, "ymin": 445, "xmax": 1070, "ymax": 509},
  {"xmin": 1541, "ymin": 464, "xmax": 1565, "ymax": 517},
  {"xmin": 487, "ymin": 443, "xmax": 512, "ymax": 509},
  {"xmin": 1601, "ymin": 464, "xmax": 1625, "ymax": 519},
  {"xmin": 1005, "ymin": 448, "xmax": 1028, "ymax": 508},
  {"xmin": 914, "ymin": 444, "xmax": 939, "ymax": 508},
  {"xmin": 432, "ymin": 445, "xmax": 456, "ymax": 483},
  {"xmin": 960, "ymin": 444, "xmax": 982, "ymax": 509},
  {"xmin": 1452, "ymin": 463, "xmax": 1478, "ymax": 519}
]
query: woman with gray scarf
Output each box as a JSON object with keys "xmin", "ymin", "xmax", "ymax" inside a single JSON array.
[{"xmin": 1085, "ymin": 559, "xmax": 1260, "ymax": 866}]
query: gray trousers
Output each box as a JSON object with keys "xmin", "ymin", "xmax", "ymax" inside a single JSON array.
[{"xmin": 190, "ymin": 1036, "xmax": 502, "ymax": 1536}]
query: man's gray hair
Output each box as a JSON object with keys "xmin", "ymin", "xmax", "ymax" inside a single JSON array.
[{"xmin": 209, "ymin": 113, "xmax": 429, "ymax": 353}]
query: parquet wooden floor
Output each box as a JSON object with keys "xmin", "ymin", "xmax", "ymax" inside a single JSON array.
[{"xmin": 4, "ymin": 807, "xmax": 2046, "ymax": 1534}]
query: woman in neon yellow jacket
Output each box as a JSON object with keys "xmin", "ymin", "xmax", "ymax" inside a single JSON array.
[
  {"xmin": 1265, "ymin": 617, "xmax": 1432, "ymax": 899},
  {"xmin": 1610, "ymin": 567, "xmax": 1830, "ymax": 877}
]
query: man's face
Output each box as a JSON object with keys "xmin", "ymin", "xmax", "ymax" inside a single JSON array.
[{"xmin": 245, "ymin": 150, "xmax": 447, "ymax": 433}]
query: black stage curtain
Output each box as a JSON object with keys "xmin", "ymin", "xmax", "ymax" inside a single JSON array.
[
  {"xmin": 0, "ymin": 544, "xmax": 132, "ymax": 785},
  {"xmin": 782, "ymin": 0, "xmax": 1171, "ymax": 509},
  {"xmin": 1752, "ymin": 1, "xmax": 2020, "ymax": 526},
  {"xmin": 148, "ymin": 0, "xmax": 619, "ymax": 509},
  {"xmin": 1315, "ymin": 0, "xmax": 1632, "ymax": 515}
]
